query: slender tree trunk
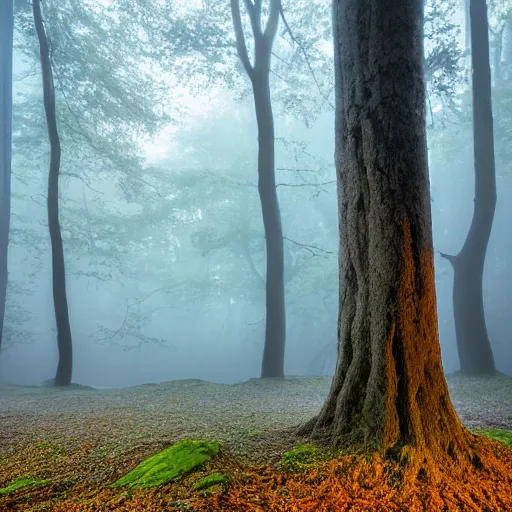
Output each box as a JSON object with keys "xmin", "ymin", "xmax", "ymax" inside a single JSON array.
[
  {"xmin": 492, "ymin": 27, "xmax": 504, "ymax": 87},
  {"xmin": 300, "ymin": 0, "xmax": 480, "ymax": 482},
  {"xmin": 500, "ymin": 16, "xmax": 512, "ymax": 82},
  {"xmin": 441, "ymin": 0, "xmax": 496, "ymax": 376},
  {"xmin": 464, "ymin": 0, "xmax": 472, "ymax": 84},
  {"xmin": 0, "ymin": 0, "xmax": 14, "ymax": 353},
  {"xmin": 230, "ymin": 0, "xmax": 285, "ymax": 378},
  {"xmin": 253, "ymin": 73, "xmax": 285, "ymax": 379},
  {"xmin": 33, "ymin": 0, "xmax": 73, "ymax": 387}
]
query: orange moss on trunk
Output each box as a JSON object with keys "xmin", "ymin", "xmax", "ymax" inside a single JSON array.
[{"xmin": 383, "ymin": 218, "xmax": 480, "ymax": 487}]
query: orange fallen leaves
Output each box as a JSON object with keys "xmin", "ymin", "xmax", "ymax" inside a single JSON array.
[{"xmin": 2, "ymin": 435, "xmax": 512, "ymax": 511}]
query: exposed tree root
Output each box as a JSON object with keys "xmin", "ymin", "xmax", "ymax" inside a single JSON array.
[{"xmin": 192, "ymin": 435, "xmax": 512, "ymax": 511}]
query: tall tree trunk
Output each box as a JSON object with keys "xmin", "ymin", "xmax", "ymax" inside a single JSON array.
[
  {"xmin": 464, "ymin": 0, "xmax": 472, "ymax": 84},
  {"xmin": 33, "ymin": 0, "xmax": 73, "ymax": 387},
  {"xmin": 231, "ymin": 0, "xmax": 285, "ymax": 378},
  {"xmin": 300, "ymin": 0, "xmax": 480, "ymax": 482},
  {"xmin": 491, "ymin": 25, "xmax": 504, "ymax": 87},
  {"xmin": 500, "ymin": 16, "xmax": 512, "ymax": 82},
  {"xmin": 441, "ymin": 0, "xmax": 496, "ymax": 376},
  {"xmin": 0, "ymin": 0, "xmax": 14, "ymax": 353}
]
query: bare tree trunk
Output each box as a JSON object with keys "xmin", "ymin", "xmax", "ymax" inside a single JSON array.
[
  {"xmin": 491, "ymin": 26, "xmax": 504, "ymax": 86},
  {"xmin": 33, "ymin": 0, "xmax": 73, "ymax": 387},
  {"xmin": 0, "ymin": 0, "xmax": 14, "ymax": 353},
  {"xmin": 231, "ymin": 0, "xmax": 285, "ymax": 378},
  {"xmin": 464, "ymin": 0, "xmax": 472, "ymax": 84},
  {"xmin": 441, "ymin": 0, "xmax": 496, "ymax": 376},
  {"xmin": 500, "ymin": 16, "xmax": 512, "ymax": 82},
  {"xmin": 300, "ymin": 0, "xmax": 479, "ymax": 482}
]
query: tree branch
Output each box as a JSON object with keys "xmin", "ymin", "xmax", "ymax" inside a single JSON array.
[
  {"xmin": 243, "ymin": 0, "xmax": 262, "ymax": 39},
  {"xmin": 276, "ymin": 180, "xmax": 335, "ymax": 188},
  {"xmin": 60, "ymin": 172, "xmax": 104, "ymax": 194},
  {"xmin": 284, "ymin": 236, "xmax": 334, "ymax": 256},
  {"xmin": 439, "ymin": 251, "xmax": 457, "ymax": 266},
  {"xmin": 231, "ymin": 0, "xmax": 255, "ymax": 79},
  {"xmin": 264, "ymin": 0, "xmax": 281, "ymax": 41},
  {"xmin": 276, "ymin": 167, "xmax": 316, "ymax": 172},
  {"xmin": 279, "ymin": 5, "xmax": 334, "ymax": 110}
]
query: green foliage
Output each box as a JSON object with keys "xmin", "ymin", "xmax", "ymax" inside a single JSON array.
[
  {"xmin": 278, "ymin": 444, "xmax": 333, "ymax": 473},
  {"xmin": 476, "ymin": 428, "xmax": 512, "ymax": 448},
  {"xmin": 0, "ymin": 477, "xmax": 48, "ymax": 496},
  {"xmin": 428, "ymin": 84, "xmax": 512, "ymax": 177},
  {"xmin": 111, "ymin": 439, "xmax": 220, "ymax": 488},
  {"xmin": 14, "ymin": 0, "xmax": 169, "ymax": 171},
  {"xmin": 424, "ymin": 0, "xmax": 464, "ymax": 101},
  {"xmin": 192, "ymin": 472, "xmax": 230, "ymax": 491}
]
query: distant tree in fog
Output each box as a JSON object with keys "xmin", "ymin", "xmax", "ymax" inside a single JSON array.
[
  {"xmin": 441, "ymin": 0, "xmax": 497, "ymax": 376},
  {"xmin": 33, "ymin": 0, "xmax": 73, "ymax": 386},
  {"xmin": 230, "ymin": 0, "xmax": 286, "ymax": 379},
  {"xmin": 0, "ymin": 0, "xmax": 13, "ymax": 354}
]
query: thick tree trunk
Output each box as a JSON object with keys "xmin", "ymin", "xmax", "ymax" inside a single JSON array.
[
  {"xmin": 441, "ymin": 0, "xmax": 496, "ymax": 376},
  {"xmin": 300, "ymin": 0, "xmax": 480, "ymax": 482},
  {"xmin": 33, "ymin": 0, "xmax": 73, "ymax": 387},
  {"xmin": 0, "ymin": 0, "xmax": 14, "ymax": 353},
  {"xmin": 230, "ymin": 0, "xmax": 285, "ymax": 379}
]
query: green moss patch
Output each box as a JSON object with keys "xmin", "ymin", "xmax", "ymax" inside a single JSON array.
[
  {"xmin": 475, "ymin": 428, "xmax": 512, "ymax": 447},
  {"xmin": 193, "ymin": 472, "xmax": 230, "ymax": 491},
  {"xmin": 278, "ymin": 444, "xmax": 334, "ymax": 473},
  {"xmin": 111, "ymin": 439, "xmax": 220, "ymax": 488},
  {"xmin": 0, "ymin": 477, "xmax": 48, "ymax": 496}
]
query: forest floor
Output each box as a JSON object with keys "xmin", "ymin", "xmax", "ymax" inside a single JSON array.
[{"xmin": 0, "ymin": 373, "xmax": 511, "ymax": 511}]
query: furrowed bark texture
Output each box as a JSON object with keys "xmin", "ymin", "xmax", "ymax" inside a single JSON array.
[{"xmin": 301, "ymin": 0, "xmax": 478, "ymax": 478}]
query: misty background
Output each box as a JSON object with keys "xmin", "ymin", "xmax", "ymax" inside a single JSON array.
[{"xmin": 0, "ymin": 0, "xmax": 511, "ymax": 387}]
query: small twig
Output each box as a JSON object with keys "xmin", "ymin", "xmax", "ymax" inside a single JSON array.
[
  {"xmin": 276, "ymin": 180, "xmax": 335, "ymax": 188},
  {"xmin": 276, "ymin": 167, "xmax": 316, "ymax": 172},
  {"xmin": 246, "ymin": 318, "xmax": 264, "ymax": 326},
  {"xmin": 60, "ymin": 172, "xmax": 104, "ymax": 194},
  {"xmin": 284, "ymin": 236, "xmax": 334, "ymax": 255}
]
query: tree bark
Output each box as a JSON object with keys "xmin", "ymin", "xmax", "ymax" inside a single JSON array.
[
  {"xmin": 441, "ymin": 0, "xmax": 496, "ymax": 376},
  {"xmin": 0, "ymin": 0, "xmax": 13, "ymax": 354},
  {"xmin": 33, "ymin": 0, "xmax": 73, "ymax": 387},
  {"xmin": 231, "ymin": 0, "xmax": 285, "ymax": 378},
  {"xmin": 500, "ymin": 15, "xmax": 512, "ymax": 82},
  {"xmin": 300, "ymin": 0, "xmax": 480, "ymax": 482},
  {"xmin": 464, "ymin": 0, "xmax": 472, "ymax": 84}
]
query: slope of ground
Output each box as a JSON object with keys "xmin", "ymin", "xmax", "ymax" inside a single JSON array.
[{"xmin": 0, "ymin": 373, "xmax": 511, "ymax": 511}]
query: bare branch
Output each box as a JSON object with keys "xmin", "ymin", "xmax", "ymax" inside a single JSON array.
[
  {"xmin": 439, "ymin": 251, "xmax": 457, "ymax": 266},
  {"xmin": 271, "ymin": 51, "xmax": 290, "ymax": 65},
  {"xmin": 276, "ymin": 180, "xmax": 335, "ymax": 188},
  {"xmin": 276, "ymin": 167, "xmax": 316, "ymax": 172},
  {"xmin": 284, "ymin": 236, "xmax": 334, "ymax": 256},
  {"xmin": 270, "ymin": 68, "xmax": 287, "ymax": 82},
  {"xmin": 231, "ymin": 0, "xmax": 255, "ymax": 79},
  {"xmin": 246, "ymin": 317, "xmax": 264, "ymax": 326},
  {"xmin": 264, "ymin": 0, "xmax": 281, "ymax": 43},
  {"xmin": 60, "ymin": 171, "xmax": 104, "ymax": 194},
  {"xmin": 243, "ymin": 0, "xmax": 262, "ymax": 38}
]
